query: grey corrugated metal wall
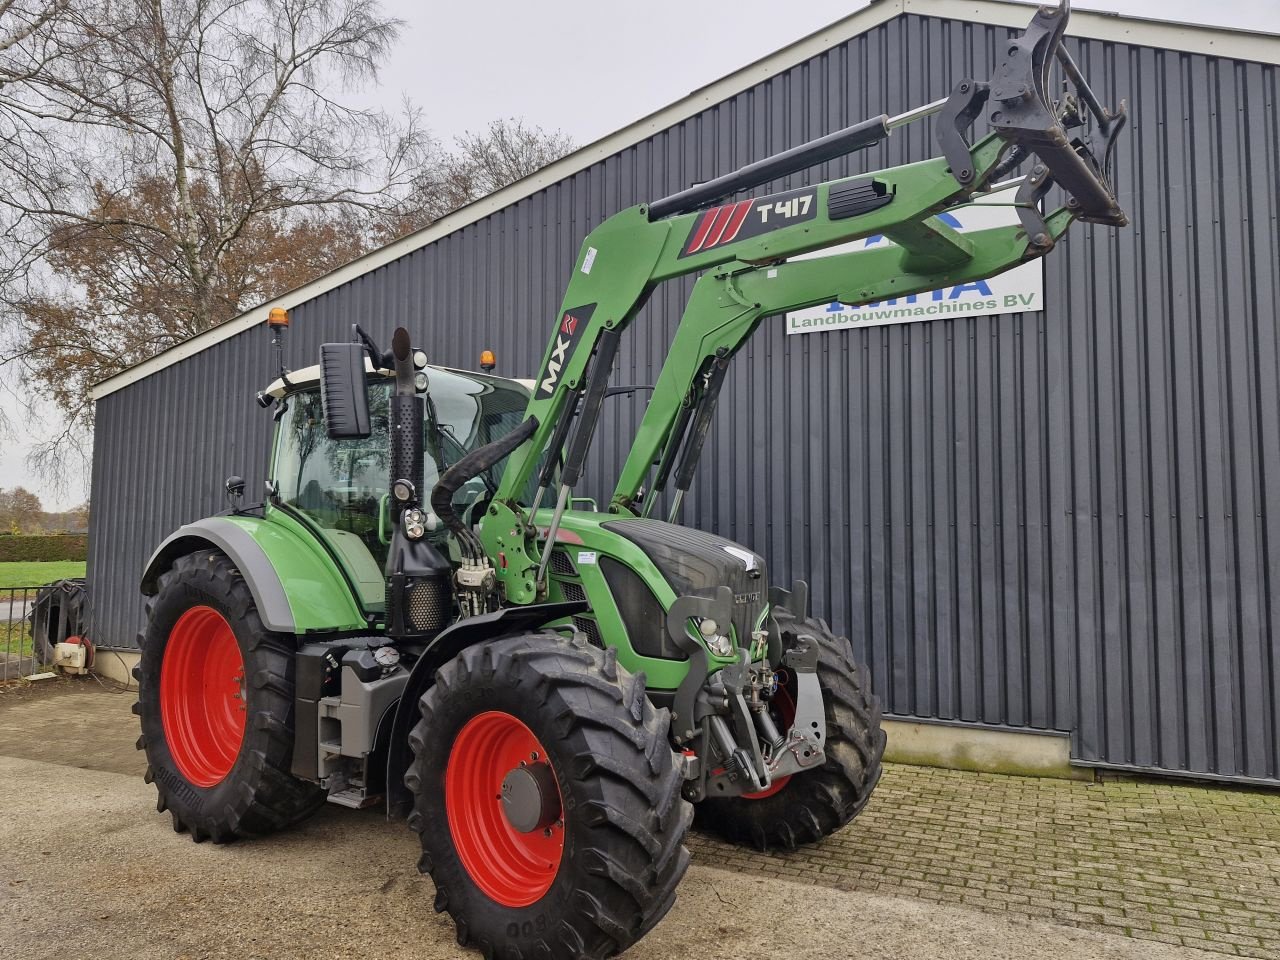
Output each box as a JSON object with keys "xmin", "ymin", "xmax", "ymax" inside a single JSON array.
[{"xmin": 88, "ymin": 12, "xmax": 1280, "ymax": 783}]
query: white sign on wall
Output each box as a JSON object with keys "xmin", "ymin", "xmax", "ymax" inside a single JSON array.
[{"xmin": 784, "ymin": 188, "xmax": 1043, "ymax": 335}]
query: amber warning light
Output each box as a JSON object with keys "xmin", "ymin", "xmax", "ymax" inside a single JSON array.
[
  {"xmin": 480, "ymin": 349, "xmax": 496, "ymax": 371},
  {"xmin": 267, "ymin": 307, "xmax": 289, "ymax": 328}
]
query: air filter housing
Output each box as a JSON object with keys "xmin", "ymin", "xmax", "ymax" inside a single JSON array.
[{"xmin": 387, "ymin": 571, "xmax": 452, "ymax": 637}]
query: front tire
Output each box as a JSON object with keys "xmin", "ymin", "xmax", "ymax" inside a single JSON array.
[
  {"xmin": 133, "ymin": 550, "xmax": 324, "ymax": 842},
  {"xmin": 696, "ymin": 606, "xmax": 886, "ymax": 851},
  {"xmin": 407, "ymin": 632, "xmax": 692, "ymax": 960}
]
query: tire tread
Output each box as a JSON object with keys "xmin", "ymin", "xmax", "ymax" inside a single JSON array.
[
  {"xmin": 134, "ymin": 550, "xmax": 324, "ymax": 843},
  {"xmin": 408, "ymin": 632, "xmax": 691, "ymax": 960}
]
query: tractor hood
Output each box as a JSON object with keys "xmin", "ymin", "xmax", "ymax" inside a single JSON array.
[{"xmin": 600, "ymin": 518, "xmax": 767, "ymax": 646}]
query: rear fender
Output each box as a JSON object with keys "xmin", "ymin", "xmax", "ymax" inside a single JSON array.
[
  {"xmin": 141, "ymin": 515, "xmax": 366, "ymax": 634},
  {"xmin": 383, "ymin": 601, "xmax": 586, "ymax": 819}
]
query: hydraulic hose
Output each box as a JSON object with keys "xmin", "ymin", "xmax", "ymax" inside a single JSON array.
[{"xmin": 430, "ymin": 416, "xmax": 540, "ymax": 561}]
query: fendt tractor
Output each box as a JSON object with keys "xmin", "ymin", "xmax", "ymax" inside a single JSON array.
[{"xmin": 133, "ymin": 4, "xmax": 1127, "ymax": 957}]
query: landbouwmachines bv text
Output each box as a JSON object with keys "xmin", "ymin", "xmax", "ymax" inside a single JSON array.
[{"xmin": 133, "ymin": 4, "xmax": 1127, "ymax": 957}]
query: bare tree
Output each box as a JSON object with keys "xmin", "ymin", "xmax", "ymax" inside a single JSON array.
[
  {"xmin": 395, "ymin": 117, "xmax": 575, "ymax": 230},
  {"xmin": 447, "ymin": 118, "xmax": 574, "ymax": 204},
  {"xmin": 0, "ymin": 0, "xmax": 431, "ymax": 447},
  {"xmin": 0, "ymin": 4, "xmax": 575, "ymax": 490}
]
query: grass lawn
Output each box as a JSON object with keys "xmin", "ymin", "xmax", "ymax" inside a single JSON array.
[
  {"xmin": 0, "ymin": 618, "xmax": 35, "ymax": 662},
  {"xmin": 0, "ymin": 562, "xmax": 82, "ymax": 669},
  {"xmin": 0, "ymin": 560, "xmax": 86, "ymax": 591}
]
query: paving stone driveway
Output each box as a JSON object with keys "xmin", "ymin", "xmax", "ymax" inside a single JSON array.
[{"xmin": 689, "ymin": 765, "xmax": 1280, "ymax": 958}]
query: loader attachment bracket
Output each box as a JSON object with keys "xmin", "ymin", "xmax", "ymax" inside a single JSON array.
[{"xmin": 937, "ymin": 0, "xmax": 1127, "ymax": 226}]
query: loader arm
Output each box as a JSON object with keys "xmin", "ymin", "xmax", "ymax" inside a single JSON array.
[
  {"xmin": 485, "ymin": 0, "xmax": 1125, "ymax": 605},
  {"xmin": 611, "ymin": 205, "xmax": 1076, "ymax": 514}
]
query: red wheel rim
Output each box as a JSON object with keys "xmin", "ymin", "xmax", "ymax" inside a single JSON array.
[
  {"xmin": 159, "ymin": 606, "xmax": 247, "ymax": 788},
  {"xmin": 445, "ymin": 711, "xmax": 564, "ymax": 907},
  {"xmin": 742, "ymin": 683, "xmax": 796, "ymax": 800}
]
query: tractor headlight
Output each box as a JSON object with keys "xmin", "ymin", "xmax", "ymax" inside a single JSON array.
[
  {"xmin": 698, "ymin": 619, "xmax": 733, "ymax": 657},
  {"xmin": 705, "ymin": 633, "xmax": 734, "ymax": 657},
  {"xmin": 393, "ymin": 479, "xmax": 415, "ymax": 502},
  {"xmin": 404, "ymin": 507, "xmax": 425, "ymax": 540}
]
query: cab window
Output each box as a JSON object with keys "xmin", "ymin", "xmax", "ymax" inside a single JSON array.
[{"xmin": 270, "ymin": 370, "xmax": 535, "ymax": 612}]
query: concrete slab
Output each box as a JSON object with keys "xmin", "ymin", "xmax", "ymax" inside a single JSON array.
[{"xmin": 881, "ymin": 717, "xmax": 1090, "ymax": 781}]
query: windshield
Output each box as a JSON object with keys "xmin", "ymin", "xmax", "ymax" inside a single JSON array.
[{"xmin": 270, "ymin": 368, "xmax": 533, "ymax": 611}]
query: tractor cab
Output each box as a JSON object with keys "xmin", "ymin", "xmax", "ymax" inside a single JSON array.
[{"xmin": 260, "ymin": 361, "xmax": 535, "ymax": 613}]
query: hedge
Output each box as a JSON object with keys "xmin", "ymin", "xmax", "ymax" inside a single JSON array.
[{"xmin": 0, "ymin": 534, "xmax": 88, "ymax": 562}]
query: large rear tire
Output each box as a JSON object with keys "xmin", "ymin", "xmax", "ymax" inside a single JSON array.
[
  {"xmin": 407, "ymin": 632, "xmax": 692, "ymax": 960},
  {"xmin": 133, "ymin": 550, "xmax": 324, "ymax": 842},
  {"xmin": 695, "ymin": 606, "xmax": 885, "ymax": 851}
]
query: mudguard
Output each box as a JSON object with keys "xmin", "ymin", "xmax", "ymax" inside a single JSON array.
[
  {"xmin": 140, "ymin": 515, "xmax": 366, "ymax": 634},
  {"xmin": 383, "ymin": 600, "xmax": 586, "ymax": 818}
]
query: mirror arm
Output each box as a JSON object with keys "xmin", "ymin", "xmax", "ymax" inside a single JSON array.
[{"xmin": 352, "ymin": 323, "xmax": 388, "ymax": 372}]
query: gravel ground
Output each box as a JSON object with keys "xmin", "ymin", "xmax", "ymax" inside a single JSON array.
[{"xmin": 0, "ymin": 678, "xmax": 1232, "ymax": 960}]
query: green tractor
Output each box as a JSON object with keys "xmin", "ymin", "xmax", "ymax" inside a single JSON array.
[{"xmin": 133, "ymin": 4, "xmax": 1126, "ymax": 956}]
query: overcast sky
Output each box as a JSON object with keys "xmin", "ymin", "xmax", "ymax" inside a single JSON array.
[{"xmin": 1, "ymin": 0, "xmax": 1272, "ymax": 509}]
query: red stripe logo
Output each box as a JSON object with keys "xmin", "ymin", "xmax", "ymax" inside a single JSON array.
[
  {"xmin": 685, "ymin": 208, "xmax": 720, "ymax": 254},
  {"xmin": 721, "ymin": 200, "xmax": 752, "ymax": 243},
  {"xmin": 685, "ymin": 199, "xmax": 755, "ymax": 255},
  {"xmin": 701, "ymin": 205, "xmax": 737, "ymax": 248}
]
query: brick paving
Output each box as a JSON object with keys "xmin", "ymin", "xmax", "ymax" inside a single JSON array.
[{"xmin": 689, "ymin": 764, "xmax": 1280, "ymax": 958}]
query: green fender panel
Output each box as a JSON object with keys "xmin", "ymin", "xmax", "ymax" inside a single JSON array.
[{"xmin": 140, "ymin": 514, "xmax": 366, "ymax": 635}]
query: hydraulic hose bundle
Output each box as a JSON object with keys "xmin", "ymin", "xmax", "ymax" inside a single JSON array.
[{"xmin": 430, "ymin": 416, "xmax": 540, "ymax": 562}]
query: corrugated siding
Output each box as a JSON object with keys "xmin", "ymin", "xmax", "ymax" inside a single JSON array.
[{"xmin": 87, "ymin": 14, "xmax": 1280, "ymax": 782}]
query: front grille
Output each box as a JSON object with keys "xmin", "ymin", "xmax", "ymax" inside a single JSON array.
[
  {"xmin": 601, "ymin": 519, "xmax": 767, "ymax": 647},
  {"xmin": 573, "ymin": 615, "xmax": 603, "ymax": 647},
  {"xmin": 560, "ymin": 580, "xmax": 587, "ymax": 604},
  {"xmin": 407, "ymin": 578, "xmax": 450, "ymax": 633},
  {"xmin": 600, "ymin": 557, "xmax": 685, "ymax": 661},
  {"xmin": 549, "ymin": 549, "xmax": 576, "ymax": 577}
]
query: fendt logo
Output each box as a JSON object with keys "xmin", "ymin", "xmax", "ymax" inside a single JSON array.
[{"xmin": 539, "ymin": 303, "xmax": 596, "ymax": 395}]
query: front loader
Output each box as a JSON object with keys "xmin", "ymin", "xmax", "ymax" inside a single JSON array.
[{"xmin": 132, "ymin": 4, "xmax": 1127, "ymax": 957}]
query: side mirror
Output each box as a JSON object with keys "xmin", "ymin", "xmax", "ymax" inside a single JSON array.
[{"xmin": 319, "ymin": 342, "xmax": 371, "ymax": 439}]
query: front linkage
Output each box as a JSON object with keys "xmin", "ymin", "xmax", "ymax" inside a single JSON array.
[{"xmin": 662, "ymin": 584, "xmax": 827, "ymax": 802}]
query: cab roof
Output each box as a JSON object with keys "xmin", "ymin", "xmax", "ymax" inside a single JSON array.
[{"xmin": 263, "ymin": 360, "xmax": 533, "ymax": 399}]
